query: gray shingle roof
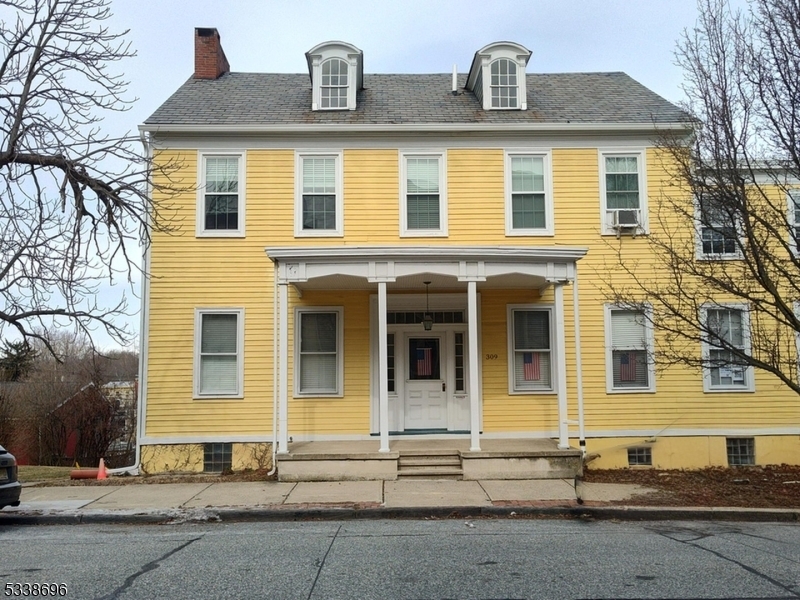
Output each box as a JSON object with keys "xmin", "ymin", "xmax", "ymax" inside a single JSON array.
[{"xmin": 144, "ymin": 72, "xmax": 686, "ymax": 127}]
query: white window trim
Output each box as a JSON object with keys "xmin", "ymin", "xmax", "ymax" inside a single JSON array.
[
  {"xmin": 795, "ymin": 301, "xmax": 800, "ymax": 383},
  {"xmin": 788, "ymin": 191, "xmax": 800, "ymax": 257},
  {"xmin": 400, "ymin": 151, "xmax": 448, "ymax": 237},
  {"xmin": 700, "ymin": 303, "xmax": 754, "ymax": 393},
  {"xmin": 196, "ymin": 151, "xmax": 246, "ymax": 238},
  {"xmin": 294, "ymin": 306, "xmax": 344, "ymax": 398},
  {"xmin": 504, "ymin": 150, "xmax": 554, "ymax": 236},
  {"xmin": 603, "ymin": 304, "xmax": 656, "ymax": 394},
  {"xmin": 193, "ymin": 307, "xmax": 245, "ymax": 399},
  {"xmin": 506, "ymin": 304, "xmax": 555, "ymax": 395},
  {"xmin": 294, "ymin": 151, "xmax": 344, "ymax": 237},
  {"xmin": 598, "ymin": 149, "xmax": 648, "ymax": 236},
  {"xmin": 694, "ymin": 195, "xmax": 744, "ymax": 260}
]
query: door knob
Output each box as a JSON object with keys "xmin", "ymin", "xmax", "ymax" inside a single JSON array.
[{"xmin": 442, "ymin": 382, "xmax": 446, "ymax": 392}]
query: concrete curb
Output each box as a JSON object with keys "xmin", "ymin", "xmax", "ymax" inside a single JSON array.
[{"xmin": 2, "ymin": 504, "xmax": 799, "ymax": 525}]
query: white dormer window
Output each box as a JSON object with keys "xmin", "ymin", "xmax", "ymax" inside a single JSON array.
[
  {"xmin": 321, "ymin": 58, "xmax": 348, "ymax": 109},
  {"xmin": 306, "ymin": 41, "xmax": 363, "ymax": 111},
  {"xmin": 466, "ymin": 42, "xmax": 531, "ymax": 111},
  {"xmin": 491, "ymin": 59, "xmax": 518, "ymax": 108}
]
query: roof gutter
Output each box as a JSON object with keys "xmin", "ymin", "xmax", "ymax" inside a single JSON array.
[{"xmin": 138, "ymin": 121, "xmax": 692, "ymax": 135}]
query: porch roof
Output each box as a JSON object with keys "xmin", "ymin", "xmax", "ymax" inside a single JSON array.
[{"xmin": 265, "ymin": 245, "xmax": 588, "ymax": 291}]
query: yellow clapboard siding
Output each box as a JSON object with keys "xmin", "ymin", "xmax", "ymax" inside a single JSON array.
[{"xmin": 145, "ymin": 146, "xmax": 800, "ymax": 442}]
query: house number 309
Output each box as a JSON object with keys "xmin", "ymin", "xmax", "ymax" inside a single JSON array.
[{"xmin": 485, "ymin": 354, "xmax": 498, "ymax": 360}]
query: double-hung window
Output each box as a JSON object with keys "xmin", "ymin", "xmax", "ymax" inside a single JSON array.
[
  {"xmin": 320, "ymin": 58, "xmax": 348, "ymax": 109},
  {"xmin": 198, "ymin": 153, "xmax": 245, "ymax": 236},
  {"xmin": 295, "ymin": 153, "xmax": 343, "ymax": 236},
  {"xmin": 702, "ymin": 304, "xmax": 753, "ymax": 391},
  {"xmin": 600, "ymin": 151, "xmax": 646, "ymax": 234},
  {"xmin": 696, "ymin": 191, "xmax": 741, "ymax": 259},
  {"xmin": 401, "ymin": 152, "xmax": 447, "ymax": 236},
  {"xmin": 506, "ymin": 152, "xmax": 552, "ymax": 235},
  {"xmin": 605, "ymin": 305, "xmax": 654, "ymax": 392},
  {"xmin": 508, "ymin": 306, "xmax": 552, "ymax": 392},
  {"xmin": 295, "ymin": 308, "xmax": 343, "ymax": 396},
  {"xmin": 194, "ymin": 308, "xmax": 244, "ymax": 398},
  {"xmin": 789, "ymin": 191, "xmax": 800, "ymax": 255},
  {"xmin": 490, "ymin": 58, "xmax": 518, "ymax": 108}
]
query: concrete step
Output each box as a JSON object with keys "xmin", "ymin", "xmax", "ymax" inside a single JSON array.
[
  {"xmin": 398, "ymin": 456, "xmax": 461, "ymax": 468},
  {"xmin": 396, "ymin": 467, "xmax": 464, "ymax": 480},
  {"xmin": 397, "ymin": 449, "xmax": 461, "ymax": 457}
]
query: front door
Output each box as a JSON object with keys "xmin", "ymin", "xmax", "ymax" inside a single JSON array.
[{"xmin": 404, "ymin": 334, "xmax": 447, "ymax": 429}]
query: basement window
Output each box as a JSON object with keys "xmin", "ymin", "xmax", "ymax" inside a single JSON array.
[
  {"xmin": 726, "ymin": 437, "xmax": 755, "ymax": 466},
  {"xmin": 204, "ymin": 443, "xmax": 232, "ymax": 473},
  {"xmin": 627, "ymin": 447, "xmax": 652, "ymax": 466}
]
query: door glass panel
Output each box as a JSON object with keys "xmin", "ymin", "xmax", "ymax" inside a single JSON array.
[
  {"xmin": 454, "ymin": 332, "xmax": 465, "ymax": 392},
  {"xmin": 408, "ymin": 338, "xmax": 440, "ymax": 380}
]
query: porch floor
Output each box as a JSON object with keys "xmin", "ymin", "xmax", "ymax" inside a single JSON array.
[
  {"xmin": 285, "ymin": 438, "xmax": 566, "ymax": 455},
  {"xmin": 278, "ymin": 438, "xmax": 583, "ymax": 482}
]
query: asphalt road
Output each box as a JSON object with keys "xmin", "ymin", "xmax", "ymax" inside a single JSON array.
[{"xmin": 1, "ymin": 519, "xmax": 799, "ymax": 599}]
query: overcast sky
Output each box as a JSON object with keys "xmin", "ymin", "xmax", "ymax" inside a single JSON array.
[{"xmin": 93, "ymin": 0, "xmax": 712, "ymax": 349}]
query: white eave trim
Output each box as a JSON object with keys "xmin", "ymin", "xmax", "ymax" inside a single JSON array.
[
  {"xmin": 139, "ymin": 122, "xmax": 691, "ymax": 135},
  {"xmin": 265, "ymin": 245, "xmax": 589, "ymax": 264}
]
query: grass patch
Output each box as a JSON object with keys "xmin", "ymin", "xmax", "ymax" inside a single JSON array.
[{"xmin": 18, "ymin": 465, "xmax": 73, "ymax": 483}]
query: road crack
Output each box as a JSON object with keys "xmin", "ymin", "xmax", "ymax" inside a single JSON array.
[
  {"xmin": 307, "ymin": 524, "xmax": 342, "ymax": 600},
  {"xmin": 94, "ymin": 535, "xmax": 203, "ymax": 600}
]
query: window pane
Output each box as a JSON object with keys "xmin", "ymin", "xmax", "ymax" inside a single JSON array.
[
  {"xmin": 201, "ymin": 314, "xmax": 237, "ymax": 353},
  {"xmin": 407, "ymin": 158, "xmax": 439, "ymax": 194},
  {"xmin": 512, "ymin": 193, "xmax": 546, "ymax": 229},
  {"xmin": 514, "ymin": 351, "xmax": 551, "ymax": 388},
  {"xmin": 408, "ymin": 338, "xmax": 440, "ymax": 380},
  {"xmin": 611, "ymin": 310, "xmax": 646, "ymax": 348},
  {"xmin": 612, "ymin": 349, "xmax": 648, "ymax": 387},
  {"xmin": 303, "ymin": 158, "xmax": 336, "ymax": 194},
  {"xmin": 300, "ymin": 354, "xmax": 337, "ymax": 391},
  {"xmin": 511, "ymin": 156, "xmax": 544, "ymax": 193},
  {"xmin": 514, "ymin": 311, "xmax": 550, "ymax": 350},
  {"xmin": 201, "ymin": 355, "xmax": 238, "ymax": 393},
  {"xmin": 407, "ymin": 194, "xmax": 440, "ymax": 229},
  {"xmin": 206, "ymin": 157, "xmax": 239, "ymax": 193},
  {"xmin": 302, "ymin": 194, "xmax": 336, "ymax": 230},
  {"xmin": 300, "ymin": 313, "xmax": 337, "ymax": 352},
  {"xmin": 205, "ymin": 195, "xmax": 238, "ymax": 230},
  {"xmin": 708, "ymin": 309, "xmax": 743, "ymax": 346}
]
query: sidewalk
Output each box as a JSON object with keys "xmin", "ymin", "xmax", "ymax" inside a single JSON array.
[{"xmin": 3, "ymin": 477, "xmax": 800, "ymax": 525}]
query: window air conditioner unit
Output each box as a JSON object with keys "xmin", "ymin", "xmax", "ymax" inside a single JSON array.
[{"xmin": 612, "ymin": 209, "xmax": 640, "ymax": 238}]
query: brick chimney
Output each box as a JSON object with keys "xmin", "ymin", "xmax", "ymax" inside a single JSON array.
[{"xmin": 194, "ymin": 28, "xmax": 230, "ymax": 80}]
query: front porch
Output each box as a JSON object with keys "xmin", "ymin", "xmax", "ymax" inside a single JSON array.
[{"xmin": 277, "ymin": 438, "xmax": 583, "ymax": 482}]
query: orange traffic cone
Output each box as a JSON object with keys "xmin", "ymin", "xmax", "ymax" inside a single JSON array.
[{"xmin": 97, "ymin": 458, "xmax": 107, "ymax": 480}]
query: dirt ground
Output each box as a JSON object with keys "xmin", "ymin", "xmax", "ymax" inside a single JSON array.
[{"xmin": 582, "ymin": 464, "xmax": 800, "ymax": 508}]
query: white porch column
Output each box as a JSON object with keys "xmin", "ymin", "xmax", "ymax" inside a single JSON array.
[
  {"xmin": 278, "ymin": 282, "xmax": 290, "ymax": 454},
  {"xmin": 467, "ymin": 280, "xmax": 481, "ymax": 451},
  {"xmin": 554, "ymin": 282, "xmax": 570, "ymax": 449},
  {"xmin": 377, "ymin": 282, "xmax": 390, "ymax": 452}
]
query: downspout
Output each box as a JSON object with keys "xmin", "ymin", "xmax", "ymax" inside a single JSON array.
[
  {"xmin": 572, "ymin": 269, "xmax": 586, "ymax": 455},
  {"xmin": 267, "ymin": 260, "xmax": 279, "ymax": 476},
  {"xmin": 109, "ymin": 131, "xmax": 151, "ymax": 475}
]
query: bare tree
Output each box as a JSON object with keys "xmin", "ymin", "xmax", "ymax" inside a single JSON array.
[
  {"xmin": 0, "ymin": 0, "xmax": 178, "ymax": 355},
  {"xmin": 604, "ymin": 0, "xmax": 800, "ymax": 393}
]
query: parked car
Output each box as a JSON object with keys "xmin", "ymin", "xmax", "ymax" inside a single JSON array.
[{"xmin": 0, "ymin": 445, "xmax": 21, "ymax": 509}]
